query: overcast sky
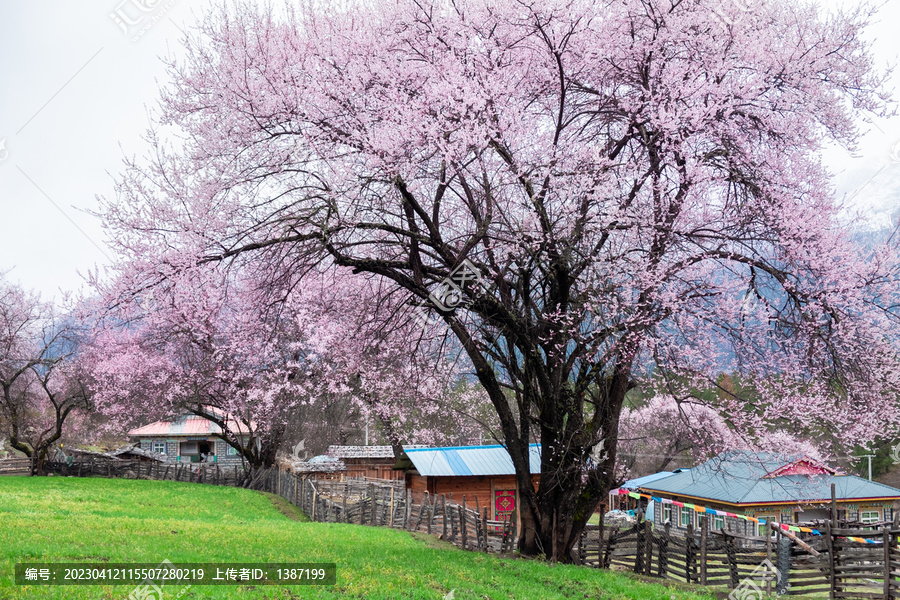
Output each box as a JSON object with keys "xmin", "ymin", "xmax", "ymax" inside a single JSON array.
[{"xmin": 0, "ymin": 0, "xmax": 898, "ymax": 302}]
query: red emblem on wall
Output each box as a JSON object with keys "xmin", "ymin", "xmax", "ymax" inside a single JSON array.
[{"xmin": 495, "ymin": 490, "xmax": 516, "ymax": 521}]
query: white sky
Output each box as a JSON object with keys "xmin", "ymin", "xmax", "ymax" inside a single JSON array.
[{"xmin": 0, "ymin": 0, "xmax": 898, "ymax": 302}]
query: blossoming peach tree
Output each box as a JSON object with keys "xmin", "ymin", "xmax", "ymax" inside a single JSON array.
[
  {"xmin": 100, "ymin": 0, "xmax": 900, "ymax": 559},
  {"xmin": 87, "ymin": 265, "xmax": 484, "ymax": 470},
  {"xmin": 0, "ymin": 276, "xmax": 91, "ymax": 472}
]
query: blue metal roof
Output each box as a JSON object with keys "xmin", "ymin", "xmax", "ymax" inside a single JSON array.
[
  {"xmin": 622, "ymin": 471, "xmax": 675, "ymax": 490},
  {"xmin": 640, "ymin": 451, "xmax": 900, "ymax": 505},
  {"xmin": 404, "ymin": 444, "xmax": 541, "ymax": 477}
]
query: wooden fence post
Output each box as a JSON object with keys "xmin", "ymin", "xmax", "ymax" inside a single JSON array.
[
  {"xmin": 775, "ymin": 532, "xmax": 791, "ymax": 596},
  {"xmin": 441, "ymin": 495, "xmax": 448, "ymax": 539},
  {"xmin": 387, "ymin": 486, "xmax": 394, "ymax": 526},
  {"xmin": 369, "ymin": 484, "xmax": 377, "ymax": 526},
  {"xmin": 577, "ymin": 528, "xmax": 585, "ymax": 565},
  {"xmin": 450, "ymin": 501, "xmax": 458, "ymax": 543},
  {"xmin": 416, "ymin": 496, "xmax": 428, "ymax": 531},
  {"xmin": 831, "ymin": 483, "xmax": 838, "ymax": 524},
  {"xmin": 389, "ymin": 487, "xmax": 395, "ymax": 528},
  {"xmin": 459, "ymin": 505, "xmax": 468, "ymax": 550},
  {"xmin": 602, "ymin": 527, "xmax": 615, "ymax": 570},
  {"xmin": 657, "ymin": 522, "xmax": 670, "ymax": 578},
  {"xmin": 724, "ymin": 531, "xmax": 738, "ymax": 589},
  {"xmin": 634, "ymin": 518, "xmax": 644, "ymax": 573},
  {"xmin": 644, "ymin": 517, "xmax": 653, "ymax": 576},
  {"xmin": 432, "ymin": 495, "xmax": 440, "ymax": 535},
  {"xmin": 883, "ymin": 527, "xmax": 893, "ymax": 600},
  {"xmin": 765, "ymin": 521, "xmax": 773, "ymax": 597},
  {"xmin": 826, "ymin": 520, "xmax": 836, "ymax": 600},
  {"xmin": 483, "ymin": 508, "xmax": 489, "ymax": 553},
  {"xmin": 402, "ymin": 489, "xmax": 410, "ymax": 529},
  {"xmin": 699, "ymin": 516, "xmax": 708, "ymax": 585},
  {"xmin": 683, "ymin": 522, "xmax": 694, "ymax": 582},
  {"xmin": 314, "ymin": 495, "xmax": 320, "ymax": 522}
]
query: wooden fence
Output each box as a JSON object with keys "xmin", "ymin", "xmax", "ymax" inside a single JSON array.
[
  {"xmin": 0, "ymin": 457, "xmax": 31, "ymax": 475},
  {"xmin": 579, "ymin": 513, "xmax": 900, "ymax": 599},
  {"xmin": 42, "ymin": 457, "xmax": 248, "ymax": 486},
  {"xmin": 30, "ymin": 458, "xmax": 517, "ymax": 556},
  {"xmin": 9, "ymin": 457, "xmax": 900, "ymax": 598},
  {"xmin": 269, "ymin": 471, "xmax": 518, "ymax": 554}
]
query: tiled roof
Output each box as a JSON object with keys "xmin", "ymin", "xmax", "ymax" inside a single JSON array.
[
  {"xmin": 293, "ymin": 458, "xmax": 346, "ymax": 473},
  {"xmin": 403, "ymin": 444, "xmax": 541, "ymax": 477},
  {"xmin": 640, "ymin": 451, "xmax": 900, "ymax": 505},
  {"xmin": 326, "ymin": 445, "xmax": 428, "ymax": 459},
  {"xmin": 128, "ymin": 412, "xmax": 254, "ymax": 437},
  {"xmin": 327, "ymin": 445, "xmax": 394, "ymax": 459}
]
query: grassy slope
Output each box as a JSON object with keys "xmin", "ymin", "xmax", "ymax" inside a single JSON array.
[{"xmin": 0, "ymin": 477, "xmax": 717, "ymax": 600}]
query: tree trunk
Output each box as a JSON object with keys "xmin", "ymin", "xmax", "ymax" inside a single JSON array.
[{"xmin": 509, "ymin": 369, "xmax": 629, "ymax": 561}]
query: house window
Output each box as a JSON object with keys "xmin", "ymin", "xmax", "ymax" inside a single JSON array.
[
  {"xmin": 227, "ymin": 445, "xmax": 239, "ymax": 456},
  {"xmin": 152, "ymin": 440, "xmax": 166, "ymax": 454},
  {"xmin": 696, "ymin": 512, "xmax": 705, "ymax": 528},
  {"xmin": 680, "ymin": 507, "xmax": 690, "ymax": 527},
  {"xmin": 663, "ymin": 504, "xmax": 672, "ymax": 524},
  {"xmin": 861, "ymin": 510, "xmax": 880, "ymax": 524},
  {"xmin": 714, "ymin": 515, "xmax": 724, "ymax": 531}
]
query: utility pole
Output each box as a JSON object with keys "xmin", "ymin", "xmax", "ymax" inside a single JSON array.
[{"xmin": 862, "ymin": 454, "xmax": 875, "ymax": 481}]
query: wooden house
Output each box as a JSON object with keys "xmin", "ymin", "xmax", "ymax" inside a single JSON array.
[
  {"xmin": 128, "ymin": 411, "xmax": 254, "ymax": 466},
  {"xmin": 325, "ymin": 445, "xmax": 404, "ymax": 480},
  {"xmin": 623, "ymin": 451, "xmax": 900, "ymax": 535},
  {"xmin": 395, "ymin": 444, "xmax": 541, "ymax": 523}
]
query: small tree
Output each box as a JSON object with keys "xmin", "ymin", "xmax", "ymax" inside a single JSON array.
[{"xmin": 0, "ymin": 277, "xmax": 90, "ymax": 473}]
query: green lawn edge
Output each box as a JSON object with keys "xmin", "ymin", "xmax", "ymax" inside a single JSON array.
[{"xmin": 0, "ymin": 476, "xmax": 720, "ymax": 600}]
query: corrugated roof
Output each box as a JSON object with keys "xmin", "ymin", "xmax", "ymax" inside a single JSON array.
[
  {"xmin": 640, "ymin": 451, "xmax": 900, "ymax": 505},
  {"xmin": 403, "ymin": 444, "xmax": 541, "ymax": 477},
  {"xmin": 129, "ymin": 413, "xmax": 254, "ymax": 437}
]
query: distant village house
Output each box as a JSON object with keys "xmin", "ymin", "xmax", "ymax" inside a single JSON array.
[
  {"xmin": 615, "ymin": 451, "xmax": 900, "ymax": 536},
  {"xmin": 395, "ymin": 444, "xmax": 541, "ymax": 524},
  {"xmin": 128, "ymin": 411, "xmax": 254, "ymax": 466}
]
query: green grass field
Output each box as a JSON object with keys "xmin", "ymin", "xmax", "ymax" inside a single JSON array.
[{"xmin": 0, "ymin": 476, "xmax": 717, "ymax": 599}]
